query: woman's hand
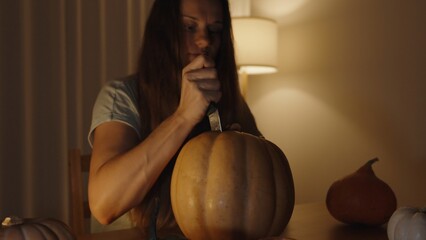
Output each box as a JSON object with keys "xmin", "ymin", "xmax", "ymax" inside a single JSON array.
[{"xmin": 177, "ymin": 55, "xmax": 221, "ymax": 124}]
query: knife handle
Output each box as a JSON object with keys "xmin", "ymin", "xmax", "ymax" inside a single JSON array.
[
  {"xmin": 207, "ymin": 102, "xmax": 223, "ymax": 132},
  {"xmin": 207, "ymin": 102, "xmax": 218, "ymax": 116}
]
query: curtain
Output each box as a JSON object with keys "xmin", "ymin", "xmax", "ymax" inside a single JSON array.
[{"xmin": 0, "ymin": 0, "xmax": 153, "ymax": 224}]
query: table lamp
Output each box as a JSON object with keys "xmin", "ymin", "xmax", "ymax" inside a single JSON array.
[{"xmin": 232, "ymin": 17, "xmax": 278, "ymax": 97}]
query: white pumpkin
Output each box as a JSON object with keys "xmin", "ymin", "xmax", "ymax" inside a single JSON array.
[{"xmin": 387, "ymin": 206, "xmax": 426, "ymax": 240}]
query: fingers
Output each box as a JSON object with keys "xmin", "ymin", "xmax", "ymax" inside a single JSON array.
[
  {"xmin": 183, "ymin": 55, "xmax": 215, "ymax": 73},
  {"xmin": 204, "ymin": 90, "xmax": 222, "ymax": 105},
  {"xmin": 186, "ymin": 69, "xmax": 221, "ymax": 103},
  {"xmin": 186, "ymin": 68, "xmax": 220, "ymax": 90},
  {"xmin": 182, "ymin": 54, "xmax": 221, "ymax": 102}
]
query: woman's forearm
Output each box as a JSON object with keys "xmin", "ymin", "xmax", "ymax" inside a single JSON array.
[{"xmin": 88, "ymin": 111, "xmax": 195, "ymax": 224}]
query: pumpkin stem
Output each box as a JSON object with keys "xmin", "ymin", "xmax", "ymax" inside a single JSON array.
[
  {"xmin": 367, "ymin": 157, "xmax": 379, "ymax": 166},
  {"xmin": 357, "ymin": 157, "xmax": 379, "ymax": 175},
  {"xmin": 2, "ymin": 216, "xmax": 23, "ymax": 227}
]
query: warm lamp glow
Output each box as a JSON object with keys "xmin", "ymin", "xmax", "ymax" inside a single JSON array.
[{"xmin": 232, "ymin": 17, "xmax": 278, "ymax": 75}]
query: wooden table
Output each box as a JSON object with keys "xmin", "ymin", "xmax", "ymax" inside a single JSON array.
[
  {"xmin": 77, "ymin": 202, "xmax": 388, "ymax": 240},
  {"xmin": 282, "ymin": 202, "xmax": 388, "ymax": 240}
]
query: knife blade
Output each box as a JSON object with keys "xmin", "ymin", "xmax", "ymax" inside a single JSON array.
[{"xmin": 207, "ymin": 102, "xmax": 222, "ymax": 132}]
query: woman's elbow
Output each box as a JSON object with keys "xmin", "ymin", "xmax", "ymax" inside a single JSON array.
[
  {"xmin": 88, "ymin": 180, "xmax": 117, "ymax": 224},
  {"xmin": 89, "ymin": 201, "xmax": 116, "ymax": 225}
]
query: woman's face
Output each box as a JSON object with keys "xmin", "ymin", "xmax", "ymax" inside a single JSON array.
[{"xmin": 180, "ymin": 0, "xmax": 223, "ymax": 66}]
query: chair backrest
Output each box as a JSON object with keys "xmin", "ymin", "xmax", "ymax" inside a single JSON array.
[{"xmin": 68, "ymin": 148, "xmax": 91, "ymax": 235}]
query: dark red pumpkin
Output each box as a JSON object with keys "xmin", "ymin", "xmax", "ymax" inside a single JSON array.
[
  {"xmin": 326, "ymin": 158, "xmax": 397, "ymax": 226},
  {"xmin": 1, "ymin": 216, "xmax": 75, "ymax": 240}
]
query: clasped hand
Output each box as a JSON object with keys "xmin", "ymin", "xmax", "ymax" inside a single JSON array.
[{"xmin": 178, "ymin": 55, "xmax": 222, "ymax": 124}]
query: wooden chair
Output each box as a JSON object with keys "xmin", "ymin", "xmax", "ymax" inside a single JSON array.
[{"xmin": 68, "ymin": 148, "xmax": 92, "ymax": 235}]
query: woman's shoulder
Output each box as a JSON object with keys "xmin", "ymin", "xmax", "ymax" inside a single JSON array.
[
  {"xmin": 104, "ymin": 74, "xmax": 138, "ymax": 94},
  {"xmin": 89, "ymin": 74, "xmax": 142, "ymax": 145},
  {"xmin": 98, "ymin": 74, "xmax": 139, "ymax": 104}
]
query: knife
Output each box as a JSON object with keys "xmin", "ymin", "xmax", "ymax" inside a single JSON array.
[{"xmin": 207, "ymin": 102, "xmax": 222, "ymax": 132}]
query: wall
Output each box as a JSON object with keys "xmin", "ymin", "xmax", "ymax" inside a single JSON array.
[
  {"xmin": 249, "ymin": 0, "xmax": 426, "ymax": 206},
  {"xmin": 0, "ymin": 0, "xmax": 153, "ymax": 223}
]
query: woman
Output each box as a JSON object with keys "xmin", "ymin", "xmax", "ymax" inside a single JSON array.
[{"xmin": 88, "ymin": 0, "xmax": 261, "ymax": 237}]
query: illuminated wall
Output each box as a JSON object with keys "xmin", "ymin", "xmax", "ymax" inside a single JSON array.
[{"xmin": 249, "ymin": 0, "xmax": 426, "ymax": 206}]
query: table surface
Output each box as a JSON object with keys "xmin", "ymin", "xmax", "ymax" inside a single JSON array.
[
  {"xmin": 281, "ymin": 202, "xmax": 388, "ymax": 240},
  {"xmin": 77, "ymin": 202, "xmax": 389, "ymax": 240}
]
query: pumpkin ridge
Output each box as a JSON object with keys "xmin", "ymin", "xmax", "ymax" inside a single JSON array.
[
  {"xmin": 241, "ymin": 134, "xmax": 277, "ymax": 239},
  {"xmin": 263, "ymin": 141, "xmax": 278, "ymax": 236},
  {"xmin": 175, "ymin": 133, "xmax": 213, "ymax": 238},
  {"xmin": 260, "ymin": 138, "xmax": 281, "ymax": 236},
  {"xmin": 202, "ymin": 133, "xmax": 217, "ymax": 240},
  {"xmin": 19, "ymin": 223, "xmax": 27, "ymax": 239},
  {"xmin": 21, "ymin": 224, "xmax": 37, "ymax": 239},
  {"xmin": 204, "ymin": 132, "xmax": 233, "ymax": 239},
  {"xmin": 33, "ymin": 222, "xmax": 54, "ymax": 238},
  {"xmin": 19, "ymin": 224, "xmax": 30, "ymax": 239},
  {"xmin": 40, "ymin": 218, "xmax": 73, "ymax": 238},
  {"xmin": 267, "ymin": 141, "xmax": 295, "ymax": 235},
  {"xmin": 171, "ymin": 139, "xmax": 186, "ymax": 235},
  {"xmin": 241, "ymin": 132, "xmax": 250, "ymax": 239}
]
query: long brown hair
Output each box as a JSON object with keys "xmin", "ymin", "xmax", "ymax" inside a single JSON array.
[{"xmin": 131, "ymin": 0, "xmax": 242, "ymax": 236}]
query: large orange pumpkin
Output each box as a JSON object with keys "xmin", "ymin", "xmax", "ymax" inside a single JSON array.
[{"xmin": 171, "ymin": 131, "xmax": 295, "ymax": 240}]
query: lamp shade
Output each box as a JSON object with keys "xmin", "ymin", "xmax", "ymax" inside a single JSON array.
[{"xmin": 232, "ymin": 17, "xmax": 278, "ymax": 75}]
